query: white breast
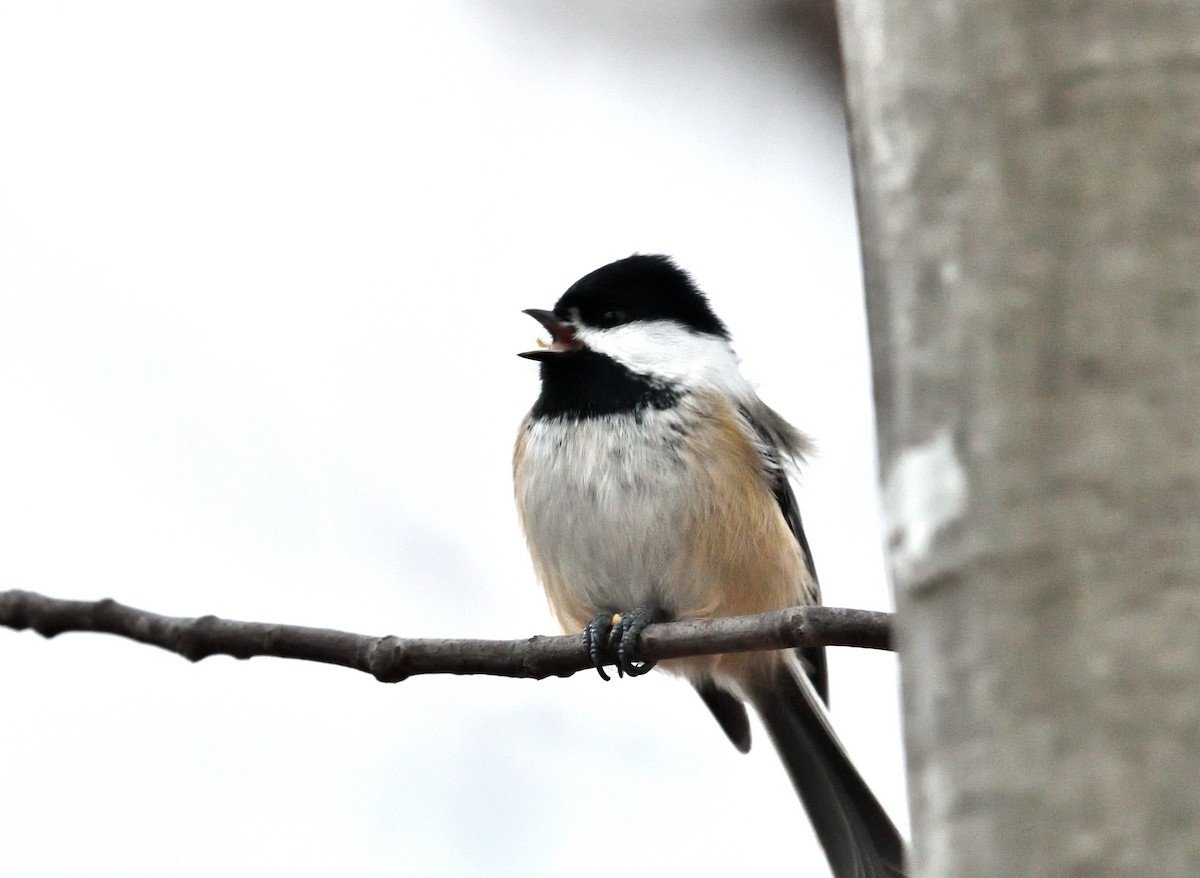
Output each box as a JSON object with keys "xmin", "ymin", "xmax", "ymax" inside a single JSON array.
[{"xmin": 515, "ymin": 404, "xmax": 711, "ymax": 627}]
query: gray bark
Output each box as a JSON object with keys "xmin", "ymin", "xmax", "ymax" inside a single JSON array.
[{"xmin": 835, "ymin": 1, "xmax": 1200, "ymax": 875}]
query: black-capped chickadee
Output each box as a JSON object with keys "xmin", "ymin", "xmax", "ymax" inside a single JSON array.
[{"xmin": 514, "ymin": 254, "xmax": 906, "ymax": 878}]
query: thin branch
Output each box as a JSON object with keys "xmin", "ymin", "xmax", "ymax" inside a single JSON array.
[{"xmin": 0, "ymin": 589, "xmax": 893, "ymax": 682}]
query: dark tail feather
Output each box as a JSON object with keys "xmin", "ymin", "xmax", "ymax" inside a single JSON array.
[
  {"xmin": 747, "ymin": 662, "xmax": 907, "ymax": 878},
  {"xmin": 695, "ymin": 679, "xmax": 752, "ymax": 753}
]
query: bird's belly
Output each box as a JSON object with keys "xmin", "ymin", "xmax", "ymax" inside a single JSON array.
[{"xmin": 516, "ymin": 413, "xmax": 711, "ymax": 628}]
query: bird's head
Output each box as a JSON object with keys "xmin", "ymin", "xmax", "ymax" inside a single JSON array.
[{"xmin": 520, "ymin": 255, "xmax": 742, "ymax": 400}]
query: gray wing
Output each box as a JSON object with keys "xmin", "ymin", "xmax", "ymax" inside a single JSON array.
[
  {"xmin": 741, "ymin": 400, "xmax": 828, "ymax": 704},
  {"xmin": 694, "ymin": 398, "xmax": 829, "ymax": 750}
]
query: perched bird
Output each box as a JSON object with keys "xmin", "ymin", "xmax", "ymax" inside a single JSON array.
[{"xmin": 513, "ymin": 254, "xmax": 906, "ymax": 878}]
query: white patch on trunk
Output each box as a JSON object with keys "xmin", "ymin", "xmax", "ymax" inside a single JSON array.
[{"xmin": 883, "ymin": 429, "xmax": 967, "ymax": 576}]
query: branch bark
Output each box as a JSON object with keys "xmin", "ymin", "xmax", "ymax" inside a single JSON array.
[{"xmin": 0, "ymin": 589, "xmax": 893, "ymax": 682}]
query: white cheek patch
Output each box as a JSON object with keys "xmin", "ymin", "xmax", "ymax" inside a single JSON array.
[{"xmin": 574, "ymin": 321, "xmax": 752, "ymax": 400}]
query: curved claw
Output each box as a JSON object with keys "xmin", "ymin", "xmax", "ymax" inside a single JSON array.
[
  {"xmin": 610, "ymin": 606, "xmax": 664, "ymax": 677},
  {"xmin": 583, "ymin": 611, "xmax": 617, "ymax": 681},
  {"xmin": 606, "ymin": 621, "xmax": 625, "ymax": 679}
]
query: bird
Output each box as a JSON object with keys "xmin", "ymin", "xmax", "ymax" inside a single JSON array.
[{"xmin": 512, "ymin": 254, "xmax": 906, "ymax": 878}]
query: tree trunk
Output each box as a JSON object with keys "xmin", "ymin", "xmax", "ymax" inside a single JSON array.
[{"xmin": 835, "ymin": 1, "xmax": 1200, "ymax": 875}]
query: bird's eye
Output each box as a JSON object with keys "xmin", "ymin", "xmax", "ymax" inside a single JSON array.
[{"xmin": 598, "ymin": 309, "xmax": 628, "ymax": 328}]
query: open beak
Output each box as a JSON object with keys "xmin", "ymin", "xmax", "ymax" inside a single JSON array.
[{"xmin": 519, "ymin": 309, "xmax": 583, "ymax": 360}]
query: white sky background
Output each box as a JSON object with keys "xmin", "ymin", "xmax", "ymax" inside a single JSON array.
[{"xmin": 0, "ymin": 3, "xmax": 906, "ymax": 876}]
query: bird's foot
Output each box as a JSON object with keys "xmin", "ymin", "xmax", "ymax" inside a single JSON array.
[
  {"xmin": 583, "ymin": 611, "xmax": 618, "ymax": 681},
  {"xmin": 583, "ymin": 605, "xmax": 666, "ymax": 681}
]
